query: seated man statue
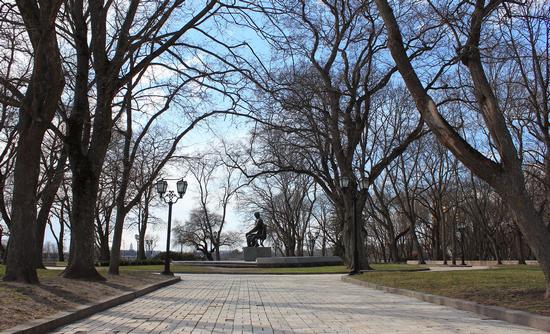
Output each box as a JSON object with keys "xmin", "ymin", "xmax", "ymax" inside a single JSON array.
[{"xmin": 246, "ymin": 212, "xmax": 267, "ymax": 247}]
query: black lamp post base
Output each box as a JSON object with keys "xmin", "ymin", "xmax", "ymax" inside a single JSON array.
[{"xmin": 161, "ymin": 271, "xmax": 174, "ymax": 276}]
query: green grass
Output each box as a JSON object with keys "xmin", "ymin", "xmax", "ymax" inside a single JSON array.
[
  {"xmin": 119, "ymin": 262, "xmax": 428, "ymax": 274},
  {"xmin": 354, "ymin": 265, "xmax": 549, "ymax": 316},
  {"xmin": 120, "ymin": 264, "xmax": 350, "ymax": 274},
  {"xmin": 0, "ymin": 263, "xmax": 426, "ymax": 276},
  {"xmin": 369, "ymin": 263, "xmax": 427, "ymax": 271}
]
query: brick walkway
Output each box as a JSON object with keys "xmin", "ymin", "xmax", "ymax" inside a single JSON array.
[{"xmin": 53, "ymin": 274, "xmax": 544, "ymax": 333}]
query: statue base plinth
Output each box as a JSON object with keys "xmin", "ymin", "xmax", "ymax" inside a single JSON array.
[{"xmin": 243, "ymin": 247, "xmax": 272, "ymax": 261}]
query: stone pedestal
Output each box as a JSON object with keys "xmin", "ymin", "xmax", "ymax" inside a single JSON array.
[{"xmin": 243, "ymin": 247, "xmax": 272, "ymax": 261}]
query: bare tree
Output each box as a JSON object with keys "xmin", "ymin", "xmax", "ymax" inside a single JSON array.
[
  {"xmin": 60, "ymin": 0, "xmax": 222, "ymax": 280},
  {"xmin": 374, "ymin": 0, "xmax": 550, "ymax": 297},
  {"xmin": 243, "ymin": 173, "xmax": 317, "ymax": 256},
  {"xmin": 187, "ymin": 152, "xmax": 246, "ymax": 260},
  {"xmin": 3, "ymin": 0, "xmax": 65, "ymax": 283},
  {"xmin": 173, "ymin": 209, "xmax": 241, "ymax": 260},
  {"xmin": 227, "ymin": 1, "xmax": 425, "ymax": 270}
]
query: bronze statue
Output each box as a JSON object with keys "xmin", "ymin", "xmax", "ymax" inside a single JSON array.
[{"xmin": 246, "ymin": 212, "xmax": 267, "ymax": 247}]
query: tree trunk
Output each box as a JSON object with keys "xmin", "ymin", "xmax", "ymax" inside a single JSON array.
[
  {"xmin": 62, "ymin": 165, "xmax": 104, "ymax": 281},
  {"xmin": 341, "ymin": 196, "xmax": 371, "ymax": 271},
  {"xmin": 515, "ymin": 227, "xmax": 526, "ymax": 265},
  {"xmin": 321, "ymin": 234, "xmax": 326, "ymax": 256},
  {"xmin": 410, "ymin": 223, "xmax": 426, "ymax": 265},
  {"xmin": 109, "ymin": 208, "xmax": 128, "ymax": 275},
  {"xmin": 4, "ymin": 131, "xmax": 43, "ymax": 283},
  {"xmin": 33, "ymin": 221, "xmax": 47, "ymax": 270},
  {"xmin": 389, "ymin": 238, "xmax": 400, "ymax": 263},
  {"xmin": 57, "ymin": 221, "xmax": 65, "ymax": 262},
  {"xmin": 432, "ymin": 215, "xmax": 441, "ymax": 260},
  {"xmin": 98, "ymin": 233, "xmax": 110, "ymax": 262},
  {"xmin": 137, "ymin": 222, "xmax": 147, "ymax": 260},
  {"xmin": 451, "ymin": 222, "xmax": 457, "ymax": 265},
  {"xmin": 501, "ymin": 180, "xmax": 550, "ymax": 298},
  {"xmin": 3, "ymin": 0, "xmax": 65, "ymax": 284},
  {"xmin": 34, "ymin": 152, "xmax": 67, "ymax": 269}
]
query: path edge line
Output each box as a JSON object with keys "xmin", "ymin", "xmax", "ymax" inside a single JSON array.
[
  {"xmin": 341, "ymin": 275, "xmax": 550, "ymax": 332},
  {"xmin": 1, "ymin": 276, "xmax": 181, "ymax": 334}
]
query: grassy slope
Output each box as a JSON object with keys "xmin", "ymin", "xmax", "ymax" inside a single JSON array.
[
  {"xmin": 0, "ymin": 264, "xmax": 169, "ymax": 331},
  {"xmin": 355, "ymin": 266, "xmax": 549, "ymax": 316}
]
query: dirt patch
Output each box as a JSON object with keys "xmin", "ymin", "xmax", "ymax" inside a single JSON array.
[{"xmin": 0, "ymin": 270, "xmax": 169, "ymax": 331}]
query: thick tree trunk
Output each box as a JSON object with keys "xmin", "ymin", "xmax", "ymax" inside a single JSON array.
[
  {"xmin": 98, "ymin": 233, "xmax": 110, "ymax": 262},
  {"xmin": 3, "ymin": 0, "xmax": 65, "ymax": 284},
  {"xmin": 33, "ymin": 221, "xmax": 47, "ymax": 270},
  {"xmin": 341, "ymin": 196, "xmax": 371, "ymax": 271},
  {"xmin": 4, "ymin": 131, "xmax": 43, "ymax": 283},
  {"xmin": 515, "ymin": 226, "xmax": 526, "ymax": 265},
  {"xmin": 389, "ymin": 238, "xmax": 400, "ymax": 263},
  {"xmin": 62, "ymin": 165, "xmax": 104, "ymax": 281},
  {"xmin": 499, "ymin": 179, "xmax": 550, "ymax": 297}
]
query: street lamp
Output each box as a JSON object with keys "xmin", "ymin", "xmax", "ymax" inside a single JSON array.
[
  {"xmin": 458, "ymin": 222, "xmax": 466, "ymax": 266},
  {"xmin": 156, "ymin": 178, "xmax": 188, "ymax": 275},
  {"xmin": 340, "ymin": 175, "xmax": 368, "ymax": 275}
]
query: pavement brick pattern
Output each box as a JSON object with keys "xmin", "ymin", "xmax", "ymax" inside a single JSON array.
[{"xmin": 53, "ymin": 274, "xmax": 544, "ymax": 333}]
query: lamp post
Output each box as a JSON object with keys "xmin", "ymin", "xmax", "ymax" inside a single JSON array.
[
  {"xmin": 340, "ymin": 176, "xmax": 368, "ymax": 275},
  {"xmin": 458, "ymin": 222, "xmax": 466, "ymax": 266},
  {"xmin": 156, "ymin": 178, "xmax": 188, "ymax": 275}
]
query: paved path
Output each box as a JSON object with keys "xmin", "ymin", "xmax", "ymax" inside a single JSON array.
[{"xmin": 53, "ymin": 274, "xmax": 544, "ymax": 334}]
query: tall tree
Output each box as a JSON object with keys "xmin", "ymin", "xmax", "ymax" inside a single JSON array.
[
  {"xmin": 3, "ymin": 0, "xmax": 65, "ymax": 283},
  {"xmin": 61, "ymin": 0, "xmax": 219, "ymax": 279},
  {"xmin": 374, "ymin": 0, "xmax": 550, "ymax": 297},
  {"xmin": 188, "ymin": 153, "xmax": 246, "ymax": 260},
  {"xmin": 230, "ymin": 1, "xmax": 424, "ymax": 270},
  {"xmin": 173, "ymin": 209, "xmax": 241, "ymax": 260}
]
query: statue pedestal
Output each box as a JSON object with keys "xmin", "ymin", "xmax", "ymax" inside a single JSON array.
[{"xmin": 243, "ymin": 247, "xmax": 272, "ymax": 261}]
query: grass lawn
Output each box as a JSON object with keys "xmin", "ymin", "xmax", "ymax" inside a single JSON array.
[
  {"xmin": 354, "ymin": 265, "xmax": 550, "ymax": 316},
  {"xmin": 119, "ymin": 262, "xmax": 426, "ymax": 274},
  {"xmin": 0, "ymin": 262, "xmax": 424, "ymax": 276},
  {"xmin": 120, "ymin": 264, "xmax": 350, "ymax": 274}
]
